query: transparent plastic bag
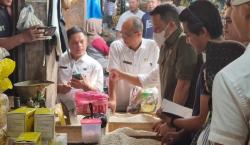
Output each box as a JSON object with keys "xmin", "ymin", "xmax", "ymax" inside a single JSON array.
[
  {"xmin": 127, "ymin": 87, "xmax": 142, "ymax": 113},
  {"xmin": 127, "ymin": 87, "xmax": 158, "ymax": 113},
  {"xmin": 0, "ymin": 47, "xmax": 9, "ymax": 60},
  {"xmin": 0, "ymin": 93, "xmax": 9, "ymax": 128},
  {"xmin": 140, "ymin": 87, "xmax": 158, "ymax": 113},
  {"xmin": 16, "ymin": 4, "xmax": 44, "ymax": 31}
]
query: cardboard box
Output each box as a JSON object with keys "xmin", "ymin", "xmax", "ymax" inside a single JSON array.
[
  {"xmin": 15, "ymin": 132, "xmax": 41, "ymax": 145},
  {"xmin": 7, "ymin": 107, "xmax": 36, "ymax": 138},
  {"xmin": 34, "ymin": 108, "xmax": 55, "ymax": 139}
]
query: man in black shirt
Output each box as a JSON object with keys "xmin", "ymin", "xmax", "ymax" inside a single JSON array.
[{"xmin": 0, "ymin": 0, "xmax": 44, "ymax": 50}]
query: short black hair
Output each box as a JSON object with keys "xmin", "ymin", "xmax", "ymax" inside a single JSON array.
[
  {"xmin": 150, "ymin": 3, "xmax": 180, "ymax": 25},
  {"xmin": 67, "ymin": 26, "xmax": 87, "ymax": 40},
  {"xmin": 225, "ymin": 0, "xmax": 231, "ymax": 7},
  {"xmin": 179, "ymin": 1, "xmax": 223, "ymax": 39}
]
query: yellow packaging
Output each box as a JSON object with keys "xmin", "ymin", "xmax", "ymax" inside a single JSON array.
[
  {"xmin": 15, "ymin": 132, "xmax": 41, "ymax": 145},
  {"xmin": 7, "ymin": 107, "xmax": 36, "ymax": 138},
  {"xmin": 34, "ymin": 108, "xmax": 55, "ymax": 139}
]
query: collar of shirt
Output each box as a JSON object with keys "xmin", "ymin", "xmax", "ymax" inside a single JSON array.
[
  {"xmin": 67, "ymin": 52, "xmax": 88, "ymax": 64},
  {"xmin": 123, "ymin": 39, "xmax": 146, "ymax": 54},
  {"xmin": 164, "ymin": 27, "xmax": 182, "ymax": 48}
]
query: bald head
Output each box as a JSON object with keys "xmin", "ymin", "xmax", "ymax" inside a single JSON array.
[{"xmin": 121, "ymin": 17, "xmax": 143, "ymax": 50}]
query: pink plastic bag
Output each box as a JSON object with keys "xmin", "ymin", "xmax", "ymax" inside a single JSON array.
[{"xmin": 75, "ymin": 91, "xmax": 109, "ymax": 115}]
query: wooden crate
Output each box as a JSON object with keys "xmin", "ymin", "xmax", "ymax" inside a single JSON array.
[
  {"xmin": 108, "ymin": 122, "xmax": 156, "ymax": 132},
  {"xmin": 55, "ymin": 125, "xmax": 82, "ymax": 143},
  {"xmin": 108, "ymin": 113, "xmax": 160, "ymax": 132}
]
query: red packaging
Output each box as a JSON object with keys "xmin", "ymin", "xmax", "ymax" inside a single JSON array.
[{"xmin": 75, "ymin": 91, "xmax": 109, "ymax": 115}]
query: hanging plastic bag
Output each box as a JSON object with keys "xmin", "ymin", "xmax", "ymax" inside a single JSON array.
[
  {"xmin": 0, "ymin": 58, "xmax": 16, "ymax": 93},
  {"xmin": 16, "ymin": 4, "xmax": 44, "ymax": 31},
  {"xmin": 0, "ymin": 47, "xmax": 9, "ymax": 60}
]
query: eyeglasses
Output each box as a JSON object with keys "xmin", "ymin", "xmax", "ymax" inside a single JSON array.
[
  {"xmin": 222, "ymin": 17, "xmax": 232, "ymax": 25},
  {"xmin": 121, "ymin": 31, "xmax": 139, "ymax": 38}
]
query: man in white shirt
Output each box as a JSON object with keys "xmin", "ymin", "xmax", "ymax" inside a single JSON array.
[
  {"xmin": 108, "ymin": 17, "xmax": 159, "ymax": 112},
  {"xmin": 57, "ymin": 26, "xmax": 103, "ymax": 113},
  {"xmin": 110, "ymin": 4, "xmax": 198, "ymax": 111},
  {"xmin": 208, "ymin": 0, "xmax": 250, "ymax": 145},
  {"xmin": 115, "ymin": 0, "xmax": 145, "ymax": 38}
]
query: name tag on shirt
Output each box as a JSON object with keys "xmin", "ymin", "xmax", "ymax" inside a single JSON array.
[{"xmin": 123, "ymin": 60, "xmax": 132, "ymax": 65}]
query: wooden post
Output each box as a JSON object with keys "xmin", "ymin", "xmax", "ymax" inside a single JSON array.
[
  {"xmin": 13, "ymin": 0, "xmax": 59, "ymax": 107},
  {"xmin": 15, "ymin": 0, "xmax": 48, "ymax": 81}
]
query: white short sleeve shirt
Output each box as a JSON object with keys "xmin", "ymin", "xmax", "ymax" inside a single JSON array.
[
  {"xmin": 209, "ymin": 44, "xmax": 250, "ymax": 145},
  {"xmin": 58, "ymin": 52, "xmax": 104, "ymax": 111},
  {"xmin": 115, "ymin": 10, "xmax": 145, "ymax": 31},
  {"xmin": 108, "ymin": 39, "xmax": 159, "ymax": 111}
]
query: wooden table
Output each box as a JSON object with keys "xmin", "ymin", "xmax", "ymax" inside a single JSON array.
[{"xmin": 55, "ymin": 115, "xmax": 106, "ymax": 144}]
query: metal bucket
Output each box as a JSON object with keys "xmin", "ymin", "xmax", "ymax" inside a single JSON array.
[{"xmin": 14, "ymin": 80, "xmax": 54, "ymax": 98}]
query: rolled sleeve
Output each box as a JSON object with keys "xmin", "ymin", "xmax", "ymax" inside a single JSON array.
[
  {"xmin": 175, "ymin": 37, "xmax": 197, "ymax": 80},
  {"xmin": 138, "ymin": 66, "xmax": 160, "ymax": 88}
]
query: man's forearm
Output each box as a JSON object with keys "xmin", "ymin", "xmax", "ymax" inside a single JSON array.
[
  {"xmin": 0, "ymin": 34, "xmax": 24, "ymax": 50},
  {"xmin": 174, "ymin": 116, "xmax": 205, "ymax": 132},
  {"xmin": 172, "ymin": 80, "xmax": 191, "ymax": 106},
  {"xmin": 108, "ymin": 79, "xmax": 117, "ymax": 101},
  {"xmin": 119, "ymin": 71, "xmax": 142, "ymax": 87}
]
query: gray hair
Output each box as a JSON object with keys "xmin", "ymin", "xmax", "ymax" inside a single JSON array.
[{"xmin": 127, "ymin": 16, "xmax": 143, "ymax": 32}]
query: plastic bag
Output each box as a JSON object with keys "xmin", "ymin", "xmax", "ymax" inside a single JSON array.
[
  {"xmin": 127, "ymin": 87, "xmax": 158, "ymax": 113},
  {"xmin": 16, "ymin": 4, "xmax": 44, "ymax": 31},
  {"xmin": 0, "ymin": 93, "xmax": 9, "ymax": 128},
  {"xmin": 0, "ymin": 58, "xmax": 15, "ymax": 93},
  {"xmin": 0, "ymin": 47, "xmax": 9, "ymax": 60}
]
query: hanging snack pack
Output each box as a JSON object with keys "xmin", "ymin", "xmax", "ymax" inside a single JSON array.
[
  {"xmin": 127, "ymin": 87, "xmax": 158, "ymax": 113},
  {"xmin": 16, "ymin": 4, "xmax": 44, "ymax": 31},
  {"xmin": 0, "ymin": 58, "xmax": 15, "ymax": 93}
]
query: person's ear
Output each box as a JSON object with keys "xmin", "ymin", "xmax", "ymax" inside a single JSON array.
[
  {"xmin": 168, "ymin": 21, "xmax": 175, "ymax": 28},
  {"xmin": 200, "ymin": 27, "xmax": 210, "ymax": 38}
]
